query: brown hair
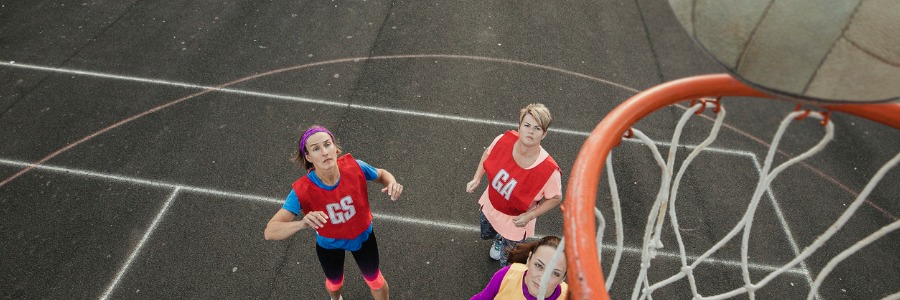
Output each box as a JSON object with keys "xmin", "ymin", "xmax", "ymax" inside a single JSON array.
[
  {"xmin": 506, "ymin": 235, "xmax": 562, "ymax": 265},
  {"xmin": 518, "ymin": 103, "xmax": 553, "ymax": 132},
  {"xmin": 291, "ymin": 127, "xmax": 342, "ymax": 170}
]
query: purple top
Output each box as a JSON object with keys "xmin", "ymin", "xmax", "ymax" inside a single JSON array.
[{"xmin": 471, "ymin": 265, "xmax": 564, "ymax": 300}]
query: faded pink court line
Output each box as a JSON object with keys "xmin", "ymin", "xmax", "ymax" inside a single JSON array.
[{"xmin": 0, "ymin": 55, "xmax": 894, "ymax": 221}]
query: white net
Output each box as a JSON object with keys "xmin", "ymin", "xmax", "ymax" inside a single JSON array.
[{"xmin": 570, "ymin": 100, "xmax": 899, "ymax": 300}]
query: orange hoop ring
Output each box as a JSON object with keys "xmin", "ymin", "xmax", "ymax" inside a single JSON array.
[{"xmin": 563, "ymin": 74, "xmax": 900, "ymax": 300}]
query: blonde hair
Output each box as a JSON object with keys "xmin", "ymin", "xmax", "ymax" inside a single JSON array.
[{"xmin": 519, "ymin": 103, "xmax": 553, "ymax": 132}]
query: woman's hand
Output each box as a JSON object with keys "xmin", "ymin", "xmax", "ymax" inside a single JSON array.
[
  {"xmin": 468, "ymin": 143, "xmax": 491, "ymax": 193},
  {"xmin": 511, "ymin": 195, "xmax": 561, "ymax": 228},
  {"xmin": 381, "ymin": 181, "xmax": 403, "ymax": 201},
  {"xmin": 301, "ymin": 211, "xmax": 329, "ymax": 229},
  {"xmin": 466, "ymin": 178, "xmax": 481, "ymax": 193},
  {"xmin": 512, "ymin": 212, "xmax": 534, "ymax": 227},
  {"xmin": 376, "ymin": 169, "xmax": 403, "ymax": 201}
]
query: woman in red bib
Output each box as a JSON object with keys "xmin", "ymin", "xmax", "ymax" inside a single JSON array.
[
  {"xmin": 265, "ymin": 125, "xmax": 403, "ymax": 300},
  {"xmin": 466, "ymin": 103, "xmax": 563, "ymax": 266}
]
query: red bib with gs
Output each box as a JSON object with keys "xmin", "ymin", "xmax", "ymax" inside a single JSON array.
[
  {"xmin": 292, "ymin": 154, "xmax": 373, "ymax": 239},
  {"xmin": 483, "ymin": 131, "xmax": 560, "ymax": 216}
]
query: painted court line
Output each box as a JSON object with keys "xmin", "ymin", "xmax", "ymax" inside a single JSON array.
[
  {"xmin": 0, "ymin": 60, "xmax": 747, "ymax": 189},
  {"xmin": 0, "ymin": 60, "xmax": 752, "ymax": 156},
  {"xmin": 2, "ymin": 59, "xmax": 892, "ymax": 225},
  {"xmin": 0, "ymin": 158, "xmax": 804, "ymax": 276},
  {"xmin": 0, "ymin": 61, "xmax": 838, "ymax": 290},
  {"xmin": 749, "ymin": 156, "xmax": 816, "ymax": 294},
  {"xmin": 100, "ymin": 187, "xmax": 181, "ymax": 300},
  {"xmin": 0, "ymin": 59, "xmax": 817, "ymax": 287}
]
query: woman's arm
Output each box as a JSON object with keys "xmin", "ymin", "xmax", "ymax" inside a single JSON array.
[
  {"xmin": 376, "ymin": 169, "xmax": 404, "ymax": 200},
  {"xmin": 512, "ymin": 195, "xmax": 562, "ymax": 227},
  {"xmin": 264, "ymin": 209, "xmax": 328, "ymax": 240},
  {"xmin": 466, "ymin": 142, "xmax": 495, "ymax": 193},
  {"xmin": 512, "ymin": 169, "xmax": 563, "ymax": 227}
]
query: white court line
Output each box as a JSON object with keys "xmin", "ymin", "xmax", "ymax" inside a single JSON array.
[
  {"xmin": 0, "ymin": 61, "xmax": 755, "ymax": 156},
  {"xmin": 0, "ymin": 158, "xmax": 804, "ymax": 276},
  {"xmin": 749, "ymin": 157, "xmax": 818, "ymax": 296},
  {"xmin": 1, "ymin": 62, "xmax": 814, "ymax": 286},
  {"xmin": 100, "ymin": 187, "xmax": 181, "ymax": 300},
  {"xmin": 618, "ymin": 132, "xmax": 817, "ymax": 291},
  {"xmin": 0, "ymin": 61, "xmax": 814, "ymax": 290}
]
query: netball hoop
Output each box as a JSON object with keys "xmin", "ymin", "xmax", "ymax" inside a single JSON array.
[{"xmin": 562, "ymin": 74, "xmax": 900, "ymax": 300}]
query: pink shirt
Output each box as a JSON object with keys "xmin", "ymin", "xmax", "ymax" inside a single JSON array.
[{"xmin": 479, "ymin": 135, "xmax": 562, "ymax": 241}]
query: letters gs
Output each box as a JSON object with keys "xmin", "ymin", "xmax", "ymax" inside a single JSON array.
[{"xmin": 325, "ymin": 196, "xmax": 356, "ymax": 224}]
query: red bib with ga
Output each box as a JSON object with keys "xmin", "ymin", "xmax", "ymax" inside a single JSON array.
[
  {"xmin": 483, "ymin": 131, "xmax": 560, "ymax": 216},
  {"xmin": 292, "ymin": 154, "xmax": 373, "ymax": 239}
]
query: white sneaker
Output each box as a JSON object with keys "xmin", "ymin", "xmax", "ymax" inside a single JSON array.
[{"xmin": 489, "ymin": 239, "xmax": 502, "ymax": 260}]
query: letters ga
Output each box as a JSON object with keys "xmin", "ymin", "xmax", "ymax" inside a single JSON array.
[{"xmin": 491, "ymin": 169, "xmax": 517, "ymax": 200}]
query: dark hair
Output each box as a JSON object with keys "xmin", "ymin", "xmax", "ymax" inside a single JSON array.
[
  {"xmin": 291, "ymin": 126, "xmax": 342, "ymax": 170},
  {"xmin": 506, "ymin": 235, "xmax": 562, "ymax": 265}
]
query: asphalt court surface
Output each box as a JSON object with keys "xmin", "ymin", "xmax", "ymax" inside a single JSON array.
[{"xmin": 1, "ymin": 1, "xmax": 898, "ymax": 299}]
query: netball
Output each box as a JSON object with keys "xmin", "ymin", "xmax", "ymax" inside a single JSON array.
[{"xmin": 668, "ymin": 0, "xmax": 900, "ymax": 103}]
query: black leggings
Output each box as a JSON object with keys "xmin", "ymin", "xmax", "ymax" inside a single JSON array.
[{"xmin": 315, "ymin": 232, "xmax": 381, "ymax": 288}]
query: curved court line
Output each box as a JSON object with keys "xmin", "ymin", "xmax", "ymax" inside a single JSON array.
[
  {"xmin": 0, "ymin": 58, "xmax": 893, "ymax": 221},
  {"xmin": 0, "ymin": 157, "xmax": 805, "ymax": 276},
  {"xmin": 0, "ymin": 55, "xmax": 636, "ymax": 187}
]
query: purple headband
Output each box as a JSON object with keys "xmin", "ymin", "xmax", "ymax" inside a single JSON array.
[{"xmin": 299, "ymin": 126, "xmax": 335, "ymax": 156}]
